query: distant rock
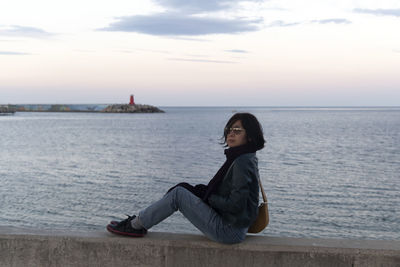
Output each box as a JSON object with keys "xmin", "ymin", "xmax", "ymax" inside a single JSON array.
[{"xmin": 101, "ymin": 104, "xmax": 164, "ymax": 113}]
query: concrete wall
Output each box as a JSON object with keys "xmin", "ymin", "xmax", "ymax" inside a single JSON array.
[{"xmin": 0, "ymin": 227, "xmax": 399, "ymax": 267}]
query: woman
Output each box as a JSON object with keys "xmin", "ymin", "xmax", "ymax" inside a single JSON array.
[{"xmin": 107, "ymin": 113, "xmax": 265, "ymax": 244}]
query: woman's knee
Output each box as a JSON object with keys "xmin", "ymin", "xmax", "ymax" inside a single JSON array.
[
  {"xmin": 168, "ymin": 186, "xmax": 191, "ymax": 210},
  {"xmin": 171, "ymin": 186, "xmax": 191, "ymax": 199},
  {"xmin": 171, "ymin": 186, "xmax": 202, "ymax": 210}
]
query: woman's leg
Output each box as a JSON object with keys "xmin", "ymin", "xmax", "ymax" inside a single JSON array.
[{"xmin": 138, "ymin": 186, "xmax": 246, "ymax": 244}]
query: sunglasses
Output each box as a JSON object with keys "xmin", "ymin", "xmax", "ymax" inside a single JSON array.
[{"xmin": 225, "ymin": 127, "xmax": 245, "ymax": 135}]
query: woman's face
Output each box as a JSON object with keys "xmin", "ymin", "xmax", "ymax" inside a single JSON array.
[{"xmin": 226, "ymin": 120, "xmax": 247, "ymax": 148}]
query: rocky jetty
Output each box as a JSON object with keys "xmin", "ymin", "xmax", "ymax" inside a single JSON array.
[
  {"xmin": 0, "ymin": 105, "xmax": 16, "ymax": 114},
  {"xmin": 101, "ymin": 104, "xmax": 164, "ymax": 113}
]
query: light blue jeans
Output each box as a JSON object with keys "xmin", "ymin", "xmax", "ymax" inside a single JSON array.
[{"xmin": 138, "ymin": 187, "xmax": 248, "ymax": 244}]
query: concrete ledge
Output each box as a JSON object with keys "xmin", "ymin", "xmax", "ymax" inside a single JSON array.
[{"xmin": 0, "ymin": 226, "xmax": 399, "ymax": 267}]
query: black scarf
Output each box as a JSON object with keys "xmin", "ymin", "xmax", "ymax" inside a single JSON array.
[{"xmin": 167, "ymin": 143, "xmax": 256, "ymax": 203}]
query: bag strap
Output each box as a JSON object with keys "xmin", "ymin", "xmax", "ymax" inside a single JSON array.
[{"xmin": 258, "ymin": 177, "xmax": 267, "ymax": 203}]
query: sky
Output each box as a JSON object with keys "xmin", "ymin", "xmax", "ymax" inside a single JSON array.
[{"xmin": 1, "ymin": 0, "xmax": 399, "ymax": 106}]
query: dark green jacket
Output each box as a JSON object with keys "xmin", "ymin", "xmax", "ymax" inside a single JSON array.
[{"xmin": 208, "ymin": 153, "xmax": 260, "ymax": 228}]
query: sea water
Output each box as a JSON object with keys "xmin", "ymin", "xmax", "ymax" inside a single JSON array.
[{"xmin": 0, "ymin": 107, "xmax": 399, "ymax": 240}]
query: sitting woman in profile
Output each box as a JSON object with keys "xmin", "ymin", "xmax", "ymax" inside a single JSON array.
[{"xmin": 107, "ymin": 112, "xmax": 265, "ymax": 244}]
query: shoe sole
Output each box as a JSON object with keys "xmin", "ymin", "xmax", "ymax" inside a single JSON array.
[{"xmin": 106, "ymin": 224, "xmax": 146, "ymax": 237}]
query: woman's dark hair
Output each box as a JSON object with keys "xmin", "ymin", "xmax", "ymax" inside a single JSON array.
[{"xmin": 223, "ymin": 113, "xmax": 265, "ymax": 150}]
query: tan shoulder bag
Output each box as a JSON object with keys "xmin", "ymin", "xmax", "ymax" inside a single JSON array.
[{"xmin": 248, "ymin": 177, "xmax": 269, "ymax": 233}]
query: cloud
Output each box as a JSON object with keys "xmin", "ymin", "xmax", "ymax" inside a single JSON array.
[
  {"xmin": 354, "ymin": 8, "xmax": 400, "ymax": 17},
  {"xmin": 267, "ymin": 18, "xmax": 352, "ymax": 28},
  {"xmin": 168, "ymin": 57, "xmax": 237, "ymax": 63},
  {"xmin": 136, "ymin": 48, "xmax": 171, "ymax": 54},
  {"xmin": 0, "ymin": 25, "xmax": 53, "ymax": 38},
  {"xmin": 153, "ymin": 0, "xmax": 264, "ymax": 14},
  {"xmin": 311, "ymin": 19, "xmax": 351, "ymax": 24},
  {"xmin": 100, "ymin": 13, "xmax": 261, "ymax": 36},
  {"xmin": 268, "ymin": 20, "xmax": 301, "ymax": 27},
  {"xmin": 225, "ymin": 49, "xmax": 249, "ymax": 53},
  {"xmin": 185, "ymin": 54, "xmax": 209, "ymax": 57},
  {"xmin": 167, "ymin": 36, "xmax": 210, "ymax": 41},
  {"xmin": 0, "ymin": 51, "xmax": 31, "ymax": 55},
  {"xmin": 100, "ymin": 0, "xmax": 266, "ymax": 36}
]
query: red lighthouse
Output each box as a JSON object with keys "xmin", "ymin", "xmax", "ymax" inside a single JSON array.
[{"xmin": 129, "ymin": 95, "xmax": 135, "ymax": 105}]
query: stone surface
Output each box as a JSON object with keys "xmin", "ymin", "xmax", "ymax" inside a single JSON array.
[{"xmin": 0, "ymin": 227, "xmax": 399, "ymax": 267}]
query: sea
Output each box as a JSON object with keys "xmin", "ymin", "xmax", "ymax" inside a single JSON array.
[{"xmin": 0, "ymin": 107, "xmax": 399, "ymax": 241}]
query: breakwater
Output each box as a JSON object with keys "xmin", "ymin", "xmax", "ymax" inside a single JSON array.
[
  {"xmin": 0, "ymin": 105, "xmax": 16, "ymax": 114},
  {"xmin": 14, "ymin": 104, "xmax": 108, "ymax": 112},
  {"xmin": 0, "ymin": 227, "xmax": 399, "ymax": 267},
  {"xmin": 12, "ymin": 104, "xmax": 164, "ymax": 113}
]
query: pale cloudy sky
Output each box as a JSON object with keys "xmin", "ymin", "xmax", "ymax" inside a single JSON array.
[{"xmin": 1, "ymin": 0, "xmax": 399, "ymax": 106}]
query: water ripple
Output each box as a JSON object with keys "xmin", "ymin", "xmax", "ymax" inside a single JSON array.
[{"xmin": 0, "ymin": 108, "xmax": 399, "ymax": 240}]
